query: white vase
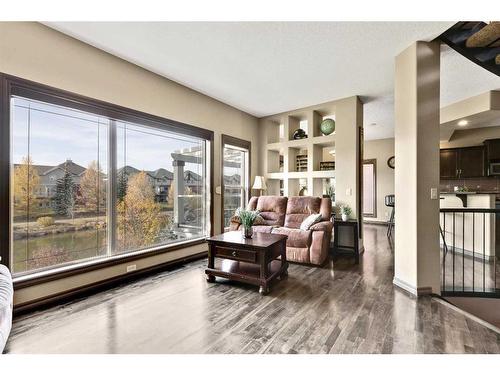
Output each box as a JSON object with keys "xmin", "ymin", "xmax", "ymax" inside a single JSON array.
[{"xmin": 341, "ymin": 214, "xmax": 348, "ymax": 221}]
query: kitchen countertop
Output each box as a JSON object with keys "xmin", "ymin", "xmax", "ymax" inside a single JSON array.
[{"xmin": 440, "ymin": 191, "xmax": 499, "ymax": 194}]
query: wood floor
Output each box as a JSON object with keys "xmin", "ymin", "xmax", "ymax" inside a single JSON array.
[
  {"xmin": 5, "ymin": 225, "xmax": 500, "ymax": 354},
  {"xmin": 442, "ymin": 247, "xmax": 500, "ymax": 292}
]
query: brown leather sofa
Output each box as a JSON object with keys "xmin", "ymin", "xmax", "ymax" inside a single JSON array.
[
  {"xmin": 230, "ymin": 196, "xmax": 333, "ymax": 265},
  {"xmin": 0, "ymin": 265, "xmax": 13, "ymax": 353}
]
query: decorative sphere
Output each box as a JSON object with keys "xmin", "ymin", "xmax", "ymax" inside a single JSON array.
[{"xmin": 320, "ymin": 118, "xmax": 335, "ymax": 135}]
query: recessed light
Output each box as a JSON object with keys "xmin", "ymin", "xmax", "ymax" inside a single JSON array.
[{"xmin": 458, "ymin": 120, "xmax": 468, "ymax": 127}]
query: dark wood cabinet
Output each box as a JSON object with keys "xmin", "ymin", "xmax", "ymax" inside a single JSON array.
[
  {"xmin": 440, "ymin": 149, "xmax": 459, "ymax": 179},
  {"xmin": 484, "ymin": 139, "xmax": 500, "ymax": 161},
  {"xmin": 440, "ymin": 146, "xmax": 485, "ymax": 179},
  {"xmin": 458, "ymin": 147, "xmax": 485, "ymax": 178}
]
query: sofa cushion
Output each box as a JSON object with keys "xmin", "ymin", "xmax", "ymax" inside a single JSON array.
[
  {"xmin": 300, "ymin": 213, "xmax": 323, "ymax": 231},
  {"xmin": 252, "ymin": 225, "xmax": 274, "ymax": 234},
  {"xmin": 284, "ymin": 196, "xmax": 323, "ymax": 229},
  {"xmin": 271, "ymin": 227, "xmax": 312, "ymax": 248},
  {"xmin": 248, "ymin": 196, "xmax": 288, "ymax": 227}
]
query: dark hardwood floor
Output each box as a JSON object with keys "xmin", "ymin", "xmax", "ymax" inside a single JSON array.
[
  {"xmin": 5, "ymin": 225, "xmax": 500, "ymax": 354},
  {"xmin": 442, "ymin": 248, "xmax": 500, "ymax": 292}
]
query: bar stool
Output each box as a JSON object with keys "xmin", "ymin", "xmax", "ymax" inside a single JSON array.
[{"xmin": 385, "ymin": 194, "xmax": 395, "ymax": 237}]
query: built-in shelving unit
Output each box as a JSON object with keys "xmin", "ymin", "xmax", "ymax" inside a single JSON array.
[
  {"xmin": 262, "ymin": 106, "xmax": 337, "ymax": 198},
  {"xmin": 260, "ymin": 95, "xmax": 363, "ymax": 229}
]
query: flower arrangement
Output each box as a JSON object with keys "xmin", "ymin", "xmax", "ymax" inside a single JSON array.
[
  {"xmin": 237, "ymin": 209, "xmax": 260, "ymax": 238},
  {"xmin": 340, "ymin": 205, "xmax": 352, "ymax": 221}
]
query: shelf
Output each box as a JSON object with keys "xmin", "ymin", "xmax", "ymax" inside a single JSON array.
[
  {"xmin": 287, "ymin": 138, "xmax": 309, "ymax": 149},
  {"xmin": 287, "ymin": 171, "xmax": 309, "ymax": 179},
  {"xmin": 266, "ymin": 172, "xmax": 284, "ymax": 180},
  {"xmin": 312, "ymin": 170, "xmax": 335, "ymax": 178},
  {"xmin": 312, "ymin": 133, "xmax": 336, "ymax": 145},
  {"xmin": 266, "ymin": 142, "xmax": 284, "ymax": 151}
]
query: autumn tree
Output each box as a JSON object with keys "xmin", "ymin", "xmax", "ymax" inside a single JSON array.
[
  {"xmin": 54, "ymin": 169, "xmax": 76, "ymax": 218},
  {"xmin": 117, "ymin": 172, "xmax": 128, "ymax": 202},
  {"xmin": 166, "ymin": 184, "xmax": 175, "ymax": 208},
  {"xmin": 117, "ymin": 171, "xmax": 167, "ymax": 248},
  {"xmin": 13, "ymin": 156, "xmax": 40, "ymax": 217},
  {"xmin": 79, "ymin": 160, "xmax": 106, "ymax": 211}
]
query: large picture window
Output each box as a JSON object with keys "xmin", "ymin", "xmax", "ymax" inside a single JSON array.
[{"xmin": 5, "ymin": 77, "xmax": 212, "ymax": 278}]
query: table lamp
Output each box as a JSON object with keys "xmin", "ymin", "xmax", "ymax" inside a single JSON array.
[{"xmin": 252, "ymin": 176, "xmax": 267, "ymax": 196}]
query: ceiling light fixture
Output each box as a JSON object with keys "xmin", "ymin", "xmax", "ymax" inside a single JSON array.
[{"xmin": 458, "ymin": 119, "xmax": 468, "ymax": 127}]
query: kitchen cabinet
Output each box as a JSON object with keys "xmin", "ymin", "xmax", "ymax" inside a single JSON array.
[
  {"xmin": 458, "ymin": 147, "xmax": 485, "ymax": 178},
  {"xmin": 484, "ymin": 139, "xmax": 500, "ymax": 161},
  {"xmin": 440, "ymin": 149, "xmax": 459, "ymax": 179},
  {"xmin": 440, "ymin": 146, "xmax": 485, "ymax": 179}
]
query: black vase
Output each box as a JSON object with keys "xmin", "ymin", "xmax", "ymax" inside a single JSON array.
[{"xmin": 292, "ymin": 129, "xmax": 307, "ymax": 140}]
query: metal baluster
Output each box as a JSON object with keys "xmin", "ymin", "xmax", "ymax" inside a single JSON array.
[
  {"xmin": 483, "ymin": 212, "xmax": 486, "ymax": 292},
  {"xmin": 463, "ymin": 212, "xmax": 465, "ymax": 292},
  {"xmin": 472, "ymin": 212, "xmax": 475, "ymax": 292},
  {"xmin": 453, "ymin": 212, "xmax": 455, "ymax": 292},
  {"xmin": 442, "ymin": 212, "xmax": 445, "ymax": 291}
]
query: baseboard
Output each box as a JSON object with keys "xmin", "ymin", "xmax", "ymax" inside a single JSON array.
[
  {"xmin": 440, "ymin": 245, "xmax": 496, "ymax": 262},
  {"xmin": 393, "ymin": 277, "xmax": 433, "ymax": 297},
  {"xmin": 363, "ymin": 220, "xmax": 388, "ymax": 226}
]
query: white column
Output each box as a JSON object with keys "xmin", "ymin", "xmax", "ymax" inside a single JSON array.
[
  {"xmin": 173, "ymin": 160, "xmax": 185, "ymax": 226},
  {"xmin": 394, "ymin": 41, "xmax": 441, "ymax": 296}
]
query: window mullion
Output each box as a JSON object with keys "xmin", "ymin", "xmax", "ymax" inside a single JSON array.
[{"xmin": 107, "ymin": 119, "xmax": 117, "ymax": 256}]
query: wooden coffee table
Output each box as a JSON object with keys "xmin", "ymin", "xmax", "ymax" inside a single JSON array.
[{"xmin": 205, "ymin": 231, "xmax": 288, "ymax": 295}]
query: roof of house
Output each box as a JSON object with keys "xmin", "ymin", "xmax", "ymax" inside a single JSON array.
[
  {"xmin": 50, "ymin": 160, "xmax": 87, "ymax": 176},
  {"xmin": 15, "ymin": 160, "xmax": 87, "ymax": 176}
]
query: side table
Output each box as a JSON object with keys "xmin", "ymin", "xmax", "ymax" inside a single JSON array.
[{"xmin": 332, "ymin": 219, "xmax": 361, "ymax": 264}]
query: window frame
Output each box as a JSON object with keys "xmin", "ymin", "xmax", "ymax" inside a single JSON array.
[
  {"xmin": 220, "ymin": 134, "xmax": 251, "ymax": 232},
  {"xmin": 0, "ymin": 74, "xmax": 214, "ymax": 286},
  {"xmin": 362, "ymin": 158, "xmax": 377, "ymax": 218}
]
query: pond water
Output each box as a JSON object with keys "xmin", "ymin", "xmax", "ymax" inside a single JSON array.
[
  {"xmin": 11, "ymin": 225, "xmax": 202, "ymax": 275},
  {"xmin": 13, "ymin": 229, "xmax": 107, "ymax": 274}
]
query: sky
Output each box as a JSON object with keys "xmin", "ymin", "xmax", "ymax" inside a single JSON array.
[{"xmin": 12, "ymin": 97, "xmax": 204, "ymax": 175}]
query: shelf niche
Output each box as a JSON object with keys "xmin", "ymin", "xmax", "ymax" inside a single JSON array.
[
  {"xmin": 266, "ymin": 178, "xmax": 283, "ymax": 197},
  {"xmin": 287, "ymin": 147, "xmax": 308, "ymax": 173},
  {"xmin": 287, "ymin": 178, "xmax": 308, "ymax": 197},
  {"xmin": 264, "ymin": 118, "xmax": 283, "ymax": 144},
  {"xmin": 267, "ymin": 149, "xmax": 283, "ymax": 174}
]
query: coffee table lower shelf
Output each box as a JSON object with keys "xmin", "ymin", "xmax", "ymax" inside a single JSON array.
[{"xmin": 205, "ymin": 259, "xmax": 287, "ymax": 295}]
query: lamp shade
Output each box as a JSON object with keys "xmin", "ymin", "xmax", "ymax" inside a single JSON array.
[{"xmin": 252, "ymin": 176, "xmax": 267, "ymax": 190}]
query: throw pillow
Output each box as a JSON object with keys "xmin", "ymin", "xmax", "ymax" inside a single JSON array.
[{"xmin": 300, "ymin": 213, "xmax": 323, "ymax": 231}]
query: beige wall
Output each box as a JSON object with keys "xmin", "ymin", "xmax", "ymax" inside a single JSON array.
[
  {"xmin": 440, "ymin": 125, "xmax": 500, "ymax": 149},
  {"xmin": 335, "ymin": 96, "xmax": 364, "ymax": 221},
  {"xmin": 363, "ymin": 138, "xmax": 394, "ymax": 223},
  {"xmin": 394, "ymin": 41, "xmax": 441, "ymax": 296},
  {"xmin": 0, "ymin": 22, "xmax": 260, "ymax": 306}
]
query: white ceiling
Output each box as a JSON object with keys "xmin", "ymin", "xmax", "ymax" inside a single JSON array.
[{"xmin": 46, "ymin": 22, "xmax": 500, "ymax": 140}]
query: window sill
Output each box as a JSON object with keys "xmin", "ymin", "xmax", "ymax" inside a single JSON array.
[{"xmin": 13, "ymin": 237, "xmax": 207, "ymax": 289}]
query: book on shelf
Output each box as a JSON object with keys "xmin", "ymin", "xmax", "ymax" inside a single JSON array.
[{"xmin": 319, "ymin": 161, "xmax": 335, "ymax": 171}]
